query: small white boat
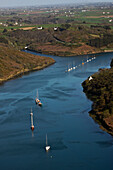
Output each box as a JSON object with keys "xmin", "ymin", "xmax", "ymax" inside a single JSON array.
[{"xmin": 45, "ymin": 134, "xmax": 50, "ymax": 151}]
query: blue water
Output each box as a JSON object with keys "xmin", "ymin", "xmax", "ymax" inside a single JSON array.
[{"xmin": 0, "ymin": 51, "xmax": 113, "ymax": 170}]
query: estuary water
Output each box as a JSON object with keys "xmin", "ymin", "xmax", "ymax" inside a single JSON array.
[{"xmin": 0, "ymin": 51, "xmax": 113, "ymax": 170}]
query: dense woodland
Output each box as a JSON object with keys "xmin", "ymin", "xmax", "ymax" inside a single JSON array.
[{"xmin": 82, "ymin": 59, "xmax": 113, "ymax": 135}]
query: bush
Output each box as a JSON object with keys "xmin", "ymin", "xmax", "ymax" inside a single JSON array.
[{"xmin": 103, "ymin": 109, "xmax": 110, "ymax": 118}]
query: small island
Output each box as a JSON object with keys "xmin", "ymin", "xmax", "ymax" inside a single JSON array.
[{"xmin": 82, "ymin": 59, "xmax": 113, "ymax": 136}]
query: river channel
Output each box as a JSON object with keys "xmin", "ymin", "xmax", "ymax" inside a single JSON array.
[{"xmin": 0, "ymin": 51, "xmax": 113, "ymax": 170}]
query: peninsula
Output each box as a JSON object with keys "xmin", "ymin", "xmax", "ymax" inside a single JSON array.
[
  {"xmin": 0, "ymin": 43, "xmax": 55, "ymax": 84},
  {"xmin": 82, "ymin": 59, "xmax": 113, "ymax": 136}
]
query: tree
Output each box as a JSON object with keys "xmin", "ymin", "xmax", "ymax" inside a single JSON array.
[{"xmin": 3, "ymin": 29, "xmax": 7, "ymax": 33}]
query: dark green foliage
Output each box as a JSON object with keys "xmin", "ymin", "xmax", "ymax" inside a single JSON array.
[
  {"xmin": 103, "ymin": 26, "xmax": 111, "ymax": 30},
  {"xmin": 2, "ymin": 29, "xmax": 7, "ymax": 33},
  {"xmin": 87, "ymin": 34, "xmax": 113, "ymax": 48},
  {"xmin": 82, "ymin": 63, "xmax": 113, "ymax": 121},
  {"xmin": 0, "ymin": 37, "xmax": 9, "ymax": 44},
  {"xmin": 82, "ymin": 61, "xmax": 113, "ymax": 135},
  {"xmin": 90, "ymin": 25, "xmax": 111, "ymax": 30},
  {"xmin": 4, "ymin": 29, "xmax": 55, "ymax": 48},
  {"xmin": 60, "ymin": 24, "xmax": 71, "ymax": 30}
]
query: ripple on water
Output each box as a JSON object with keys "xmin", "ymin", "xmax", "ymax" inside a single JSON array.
[
  {"xmin": 95, "ymin": 140, "xmax": 113, "ymax": 148},
  {"xmin": 51, "ymin": 139, "xmax": 67, "ymax": 150},
  {"xmin": 43, "ymin": 86, "xmax": 76, "ymax": 100}
]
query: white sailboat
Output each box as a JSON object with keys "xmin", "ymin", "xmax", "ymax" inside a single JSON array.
[
  {"xmin": 30, "ymin": 108, "xmax": 34, "ymax": 131},
  {"xmin": 45, "ymin": 134, "xmax": 50, "ymax": 151},
  {"xmin": 35, "ymin": 89, "xmax": 42, "ymax": 106}
]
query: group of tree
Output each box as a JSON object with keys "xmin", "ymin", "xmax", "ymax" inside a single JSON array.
[{"xmin": 82, "ymin": 59, "xmax": 113, "ymax": 134}]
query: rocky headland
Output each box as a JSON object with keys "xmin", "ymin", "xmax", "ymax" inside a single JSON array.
[{"xmin": 82, "ymin": 59, "xmax": 113, "ymax": 135}]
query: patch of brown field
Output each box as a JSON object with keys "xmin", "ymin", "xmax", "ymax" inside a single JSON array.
[
  {"xmin": 37, "ymin": 44, "xmax": 70, "ymax": 52},
  {"xmin": 19, "ymin": 27, "xmax": 35, "ymax": 30},
  {"xmin": 36, "ymin": 43, "xmax": 99, "ymax": 55},
  {"xmin": 104, "ymin": 115, "xmax": 113, "ymax": 130},
  {"xmin": 19, "ymin": 11, "xmax": 45, "ymax": 15},
  {"xmin": 71, "ymin": 44, "xmax": 96, "ymax": 53},
  {"xmin": 107, "ymin": 15, "xmax": 113, "ymax": 18}
]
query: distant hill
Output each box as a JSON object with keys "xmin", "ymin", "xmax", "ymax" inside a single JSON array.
[
  {"xmin": 2, "ymin": 25, "xmax": 113, "ymax": 56},
  {"xmin": 82, "ymin": 59, "xmax": 113, "ymax": 135},
  {"xmin": 0, "ymin": 43, "xmax": 55, "ymax": 84}
]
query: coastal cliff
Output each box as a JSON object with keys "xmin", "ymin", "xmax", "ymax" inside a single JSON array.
[{"xmin": 82, "ymin": 59, "xmax": 113, "ymax": 135}]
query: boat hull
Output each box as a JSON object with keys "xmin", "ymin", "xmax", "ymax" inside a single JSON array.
[
  {"xmin": 45, "ymin": 146, "xmax": 50, "ymax": 151},
  {"xmin": 31, "ymin": 125, "xmax": 34, "ymax": 131},
  {"xmin": 35, "ymin": 99, "xmax": 42, "ymax": 106}
]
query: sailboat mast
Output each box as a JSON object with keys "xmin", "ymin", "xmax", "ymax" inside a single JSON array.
[
  {"xmin": 37, "ymin": 90, "xmax": 39, "ymax": 98},
  {"xmin": 45, "ymin": 134, "xmax": 50, "ymax": 151},
  {"xmin": 30, "ymin": 108, "xmax": 34, "ymax": 131},
  {"xmin": 31, "ymin": 113, "xmax": 33, "ymax": 126},
  {"xmin": 46, "ymin": 134, "xmax": 48, "ymax": 146}
]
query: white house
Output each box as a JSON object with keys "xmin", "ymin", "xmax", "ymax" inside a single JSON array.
[
  {"xmin": 14, "ymin": 22, "xmax": 18, "ymax": 25},
  {"xmin": 89, "ymin": 76, "xmax": 93, "ymax": 81},
  {"xmin": 37, "ymin": 27, "xmax": 43, "ymax": 30},
  {"xmin": 109, "ymin": 19, "xmax": 112, "ymax": 22},
  {"xmin": 54, "ymin": 27, "xmax": 58, "ymax": 31}
]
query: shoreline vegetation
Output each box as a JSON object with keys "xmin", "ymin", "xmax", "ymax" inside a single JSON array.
[
  {"xmin": 0, "ymin": 43, "xmax": 55, "ymax": 84},
  {"xmin": 26, "ymin": 44, "xmax": 113, "ymax": 57},
  {"xmin": 26, "ymin": 46, "xmax": 113, "ymax": 57},
  {"xmin": 82, "ymin": 59, "xmax": 113, "ymax": 136}
]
